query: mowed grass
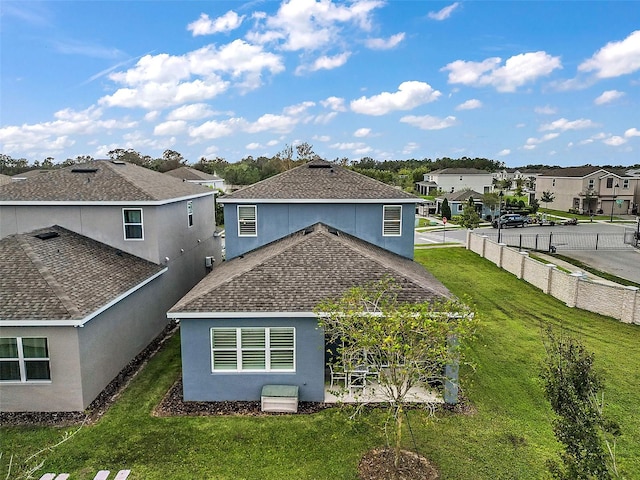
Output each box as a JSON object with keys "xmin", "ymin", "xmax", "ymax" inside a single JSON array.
[{"xmin": 2, "ymin": 248, "xmax": 639, "ymax": 479}]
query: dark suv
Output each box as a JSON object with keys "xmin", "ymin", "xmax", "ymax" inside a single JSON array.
[{"xmin": 492, "ymin": 214, "xmax": 528, "ymax": 228}]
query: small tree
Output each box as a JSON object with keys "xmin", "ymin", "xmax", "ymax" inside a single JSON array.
[
  {"xmin": 459, "ymin": 197, "xmax": 481, "ymax": 229},
  {"xmin": 541, "ymin": 190, "xmax": 555, "ymax": 210},
  {"xmin": 482, "ymin": 192, "xmax": 500, "ymax": 220},
  {"xmin": 316, "ymin": 278, "xmax": 477, "ymax": 468},
  {"xmin": 441, "ymin": 198, "xmax": 452, "ymax": 220},
  {"xmin": 540, "ymin": 326, "xmax": 620, "ymax": 479}
]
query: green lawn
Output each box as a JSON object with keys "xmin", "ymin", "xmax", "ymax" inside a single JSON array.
[{"xmin": 2, "ymin": 249, "xmax": 639, "ymax": 479}]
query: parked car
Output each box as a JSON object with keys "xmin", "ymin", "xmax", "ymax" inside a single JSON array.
[{"xmin": 492, "ymin": 214, "xmax": 528, "ymax": 228}]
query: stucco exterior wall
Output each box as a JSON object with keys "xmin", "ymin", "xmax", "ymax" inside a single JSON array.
[
  {"xmin": 223, "ymin": 202, "xmax": 416, "ymax": 260},
  {"xmin": 180, "ymin": 317, "xmax": 325, "ymax": 402},
  {"xmin": 0, "ymin": 326, "xmax": 83, "ymax": 412}
]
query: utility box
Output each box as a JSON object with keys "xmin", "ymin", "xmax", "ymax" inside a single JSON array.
[{"xmin": 261, "ymin": 385, "xmax": 299, "ymax": 413}]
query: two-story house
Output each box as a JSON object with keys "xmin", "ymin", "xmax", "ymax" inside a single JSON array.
[
  {"xmin": 168, "ymin": 159, "xmax": 452, "ymax": 403},
  {"xmin": 534, "ymin": 166, "xmax": 640, "ymax": 215},
  {"xmin": 164, "ymin": 166, "xmax": 227, "ymax": 192},
  {"xmin": 0, "ymin": 160, "xmax": 221, "ymax": 412},
  {"xmin": 416, "ymin": 168, "xmax": 494, "ymax": 196}
]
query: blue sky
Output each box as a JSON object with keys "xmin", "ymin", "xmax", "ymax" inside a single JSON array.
[{"xmin": 1, "ymin": 1, "xmax": 639, "ymax": 167}]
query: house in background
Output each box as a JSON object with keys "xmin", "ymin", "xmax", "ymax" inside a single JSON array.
[
  {"xmin": 219, "ymin": 159, "xmax": 420, "ymax": 260},
  {"xmin": 0, "ymin": 160, "xmax": 221, "ymax": 412},
  {"xmin": 435, "ymin": 190, "xmax": 487, "ymax": 218},
  {"xmin": 416, "ymin": 168, "xmax": 494, "ymax": 196},
  {"xmin": 164, "ymin": 166, "xmax": 227, "ymax": 192},
  {"xmin": 0, "ymin": 174, "xmax": 11, "ymax": 186},
  {"xmin": 534, "ymin": 166, "xmax": 640, "ymax": 215},
  {"xmin": 169, "ymin": 160, "xmax": 452, "ymax": 404}
]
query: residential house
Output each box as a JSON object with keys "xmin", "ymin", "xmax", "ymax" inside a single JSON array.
[
  {"xmin": 0, "ymin": 160, "xmax": 221, "ymax": 412},
  {"xmin": 169, "ymin": 160, "xmax": 453, "ymax": 404},
  {"xmin": 416, "ymin": 168, "xmax": 494, "ymax": 196},
  {"xmin": 164, "ymin": 166, "xmax": 227, "ymax": 192},
  {"xmin": 534, "ymin": 166, "xmax": 640, "ymax": 215},
  {"xmin": 435, "ymin": 190, "xmax": 487, "ymax": 219},
  {"xmin": 219, "ymin": 159, "xmax": 420, "ymax": 260}
]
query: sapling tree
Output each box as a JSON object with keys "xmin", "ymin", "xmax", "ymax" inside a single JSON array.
[
  {"xmin": 540, "ymin": 326, "xmax": 621, "ymax": 479},
  {"xmin": 315, "ymin": 277, "xmax": 477, "ymax": 468}
]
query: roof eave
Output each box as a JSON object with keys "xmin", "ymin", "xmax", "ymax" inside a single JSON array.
[
  {"xmin": 167, "ymin": 311, "xmax": 318, "ymax": 319},
  {"xmin": 219, "ymin": 198, "xmax": 422, "ymax": 204}
]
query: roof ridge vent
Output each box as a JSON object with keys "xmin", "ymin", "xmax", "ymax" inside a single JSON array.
[
  {"xmin": 34, "ymin": 231, "xmax": 60, "ymax": 240},
  {"xmin": 308, "ymin": 163, "xmax": 332, "ymax": 169},
  {"xmin": 71, "ymin": 167, "xmax": 98, "ymax": 173},
  {"xmin": 111, "ymin": 160, "xmax": 126, "ymax": 165}
]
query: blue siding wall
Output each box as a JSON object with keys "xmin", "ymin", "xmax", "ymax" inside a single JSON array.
[
  {"xmin": 180, "ymin": 317, "xmax": 325, "ymax": 402},
  {"xmin": 224, "ymin": 203, "xmax": 415, "ymax": 259}
]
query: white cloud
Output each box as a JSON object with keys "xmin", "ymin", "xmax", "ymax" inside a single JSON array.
[
  {"xmin": 253, "ymin": 0, "xmax": 385, "ymax": 51},
  {"xmin": 314, "ymin": 112, "xmax": 338, "ymax": 124},
  {"xmin": 428, "ymin": 2, "xmax": 460, "ymax": 21},
  {"xmin": 245, "ymin": 113, "xmax": 299, "ymax": 134},
  {"xmin": 283, "ymin": 101, "xmax": 316, "ymax": 116},
  {"xmin": 167, "ymin": 103, "xmax": 215, "ymax": 121},
  {"xmin": 354, "ymin": 128, "xmax": 371, "ymax": 137},
  {"xmin": 365, "ymin": 33, "xmax": 405, "ymax": 50},
  {"xmin": 312, "ymin": 135, "xmax": 331, "ymax": 142},
  {"xmin": 299, "ymin": 51, "xmax": 351, "ymax": 74},
  {"xmin": 188, "ymin": 11, "xmax": 245, "ymax": 36},
  {"xmin": 525, "ymin": 133, "xmax": 560, "ymax": 145},
  {"xmin": 442, "ymin": 51, "xmax": 562, "ymax": 92},
  {"xmin": 603, "ymin": 136, "xmax": 627, "ymax": 146},
  {"xmin": 330, "ymin": 141, "xmax": 367, "ymax": 150},
  {"xmin": 625, "ymin": 128, "xmax": 640, "ymax": 137},
  {"xmin": 189, "ymin": 119, "xmax": 237, "ymax": 139},
  {"xmin": 579, "ymin": 30, "xmax": 640, "ymax": 78},
  {"xmin": 498, "ymin": 149, "xmax": 511, "ymax": 156},
  {"xmin": 594, "ymin": 90, "xmax": 625, "ymax": 105},
  {"xmin": 246, "ymin": 142, "xmax": 262, "ymax": 150},
  {"xmin": 154, "ymin": 120, "xmax": 187, "ymax": 136},
  {"xmin": 455, "ymin": 99, "xmax": 482, "ymax": 110},
  {"xmin": 321, "ymin": 96, "xmax": 347, "ymax": 111},
  {"xmin": 402, "ymin": 142, "xmax": 419, "ymax": 155},
  {"xmin": 539, "ymin": 118, "xmax": 598, "ymax": 132},
  {"xmin": 535, "ymin": 105, "xmax": 557, "ymax": 115},
  {"xmin": 400, "ymin": 115, "xmax": 457, "ymax": 130},
  {"xmin": 350, "ymin": 81, "xmax": 441, "ymax": 115}
]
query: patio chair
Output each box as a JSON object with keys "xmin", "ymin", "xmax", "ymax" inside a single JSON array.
[
  {"xmin": 329, "ymin": 364, "xmax": 347, "ymax": 389},
  {"xmin": 348, "ymin": 367, "xmax": 368, "ymax": 396}
]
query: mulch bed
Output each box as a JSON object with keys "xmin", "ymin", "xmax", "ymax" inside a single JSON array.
[{"xmin": 358, "ymin": 448, "xmax": 440, "ymax": 480}]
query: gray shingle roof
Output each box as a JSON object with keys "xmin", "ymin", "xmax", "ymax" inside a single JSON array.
[
  {"xmin": 220, "ymin": 159, "xmax": 418, "ymax": 201},
  {"xmin": 441, "ymin": 190, "xmax": 483, "ymax": 201},
  {"xmin": 169, "ymin": 223, "xmax": 451, "ymax": 315},
  {"xmin": 164, "ymin": 166, "xmax": 222, "ymax": 182},
  {"xmin": 0, "ymin": 226, "xmax": 164, "ymax": 323},
  {"xmin": 0, "ymin": 161, "xmax": 212, "ymax": 202},
  {"xmin": 537, "ymin": 166, "xmax": 622, "ymax": 178},
  {"xmin": 0, "ymin": 174, "xmax": 11, "ymax": 185},
  {"xmin": 429, "ymin": 168, "xmax": 493, "ymax": 175}
]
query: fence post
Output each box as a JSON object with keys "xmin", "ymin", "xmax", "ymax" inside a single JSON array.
[
  {"xmin": 595, "ymin": 233, "xmax": 599, "ymax": 250},
  {"xmin": 518, "ymin": 251, "xmax": 528, "ymax": 279},
  {"xmin": 621, "ymin": 286, "xmax": 639, "ymax": 324},
  {"xmin": 548, "ymin": 232, "xmax": 553, "ymax": 252}
]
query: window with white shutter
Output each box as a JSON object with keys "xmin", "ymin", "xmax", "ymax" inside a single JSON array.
[
  {"xmin": 383, "ymin": 205, "xmax": 402, "ymax": 236},
  {"xmin": 238, "ymin": 205, "xmax": 257, "ymax": 237}
]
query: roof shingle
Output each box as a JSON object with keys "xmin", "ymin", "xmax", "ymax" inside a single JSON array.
[
  {"xmin": 0, "ymin": 161, "xmax": 212, "ymax": 202},
  {"xmin": 169, "ymin": 223, "xmax": 450, "ymax": 315},
  {"xmin": 220, "ymin": 159, "xmax": 418, "ymax": 201},
  {"xmin": 0, "ymin": 226, "xmax": 164, "ymax": 322}
]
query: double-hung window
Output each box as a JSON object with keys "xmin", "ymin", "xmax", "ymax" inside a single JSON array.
[
  {"xmin": 383, "ymin": 205, "xmax": 402, "ymax": 236},
  {"xmin": 123, "ymin": 208, "xmax": 144, "ymax": 240},
  {"xmin": 187, "ymin": 201, "xmax": 194, "ymax": 227},
  {"xmin": 211, "ymin": 327, "xmax": 295, "ymax": 372},
  {"xmin": 0, "ymin": 337, "xmax": 51, "ymax": 382},
  {"xmin": 238, "ymin": 205, "xmax": 257, "ymax": 237}
]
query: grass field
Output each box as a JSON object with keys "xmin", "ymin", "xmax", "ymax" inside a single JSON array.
[{"xmin": 2, "ymin": 248, "xmax": 639, "ymax": 479}]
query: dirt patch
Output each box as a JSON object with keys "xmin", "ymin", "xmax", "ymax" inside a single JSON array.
[{"xmin": 358, "ymin": 448, "xmax": 439, "ymax": 480}]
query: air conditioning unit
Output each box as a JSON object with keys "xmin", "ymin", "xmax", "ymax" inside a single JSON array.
[{"xmin": 205, "ymin": 256, "xmax": 214, "ymax": 268}]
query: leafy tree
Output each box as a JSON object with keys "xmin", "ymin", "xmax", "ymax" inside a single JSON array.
[
  {"xmin": 540, "ymin": 326, "xmax": 620, "ymax": 479},
  {"xmin": 441, "ymin": 198, "xmax": 452, "ymax": 220},
  {"xmin": 316, "ymin": 277, "xmax": 477, "ymax": 468},
  {"xmin": 541, "ymin": 190, "xmax": 555, "ymax": 210},
  {"xmin": 529, "ymin": 198, "xmax": 540, "ymax": 214},
  {"xmin": 482, "ymin": 192, "xmax": 500, "ymax": 220},
  {"xmin": 459, "ymin": 197, "xmax": 481, "ymax": 229}
]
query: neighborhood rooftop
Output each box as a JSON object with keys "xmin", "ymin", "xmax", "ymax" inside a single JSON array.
[
  {"xmin": 219, "ymin": 159, "xmax": 419, "ymax": 201},
  {"xmin": 164, "ymin": 166, "xmax": 223, "ymax": 182},
  {"xmin": 0, "ymin": 226, "xmax": 165, "ymax": 324},
  {"xmin": 169, "ymin": 222, "xmax": 450, "ymax": 316},
  {"xmin": 537, "ymin": 166, "xmax": 630, "ymax": 177},
  {"xmin": 0, "ymin": 160, "xmax": 213, "ymax": 202}
]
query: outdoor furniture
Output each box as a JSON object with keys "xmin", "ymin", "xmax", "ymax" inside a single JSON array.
[
  {"xmin": 261, "ymin": 384, "xmax": 299, "ymax": 412},
  {"xmin": 329, "ymin": 364, "xmax": 347, "ymax": 389},
  {"xmin": 347, "ymin": 365, "xmax": 369, "ymax": 395}
]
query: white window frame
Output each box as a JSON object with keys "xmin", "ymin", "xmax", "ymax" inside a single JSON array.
[
  {"xmin": 0, "ymin": 337, "xmax": 51, "ymax": 383},
  {"xmin": 210, "ymin": 327, "xmax": 295, "ymax": 373},
  {"xmin": 623, "ymin": 179, "xmax": 629, "ymax": 189},
  {"xmin": 187, "ymin": 200, "xmax": 194, "ymax": 228},
  {"xmin": 123, "ymin": 208, "xmax": 144, "ymax": 241},
  {"xmin": 237, "ymin": 205, "xmax": 257, "ymax": 237},
  {"xmin": 383, "ymin": 205, "xmax": 402, "ymax": 237}
]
